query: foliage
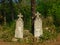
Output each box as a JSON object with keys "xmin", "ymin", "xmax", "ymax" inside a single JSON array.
[
  {"xmin": 0, "ymin": 21, "xmax": 15, "ymax": 41},
  {"xmin": 36, "ymin": 0, "xmax": 60, "ymax": 26},
  {"xmin": 19, "ymin": 5, "xmax": 31, "ymax": 30},
  {"xmin": 56, "ymin": 27, "xmax": 60, "ymax": 33},
  {"xmin": 0, "ymin": 0, "xmax": 60, "ymax": 42},
  {"xmin": 39, "ymin": 29, "xmax": 57, "ymax": 42}
]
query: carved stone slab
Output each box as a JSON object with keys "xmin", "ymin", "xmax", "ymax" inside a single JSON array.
[
  {"xmin": 15, "ymin": 13, "xmax": 23, "ymax": 38},
  {"xmin": 34, "ymin": 12, "xmax": 43, "ymax": 38}
]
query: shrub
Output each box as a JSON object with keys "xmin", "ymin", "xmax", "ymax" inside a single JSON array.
[
  {"xmin": 39, "ymin": 29, "xmax": 57, "ymax": 42},
  {"xmin": 56, "ymin": 27, "xmax": 60, "ymax": 33}
]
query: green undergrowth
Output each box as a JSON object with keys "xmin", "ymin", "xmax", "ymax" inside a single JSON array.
[
  {"xmin": 0, "ymin": 21, "xmax": 15, "ymax": 41},
  {"xmin": 0, "ymin": 21, "xmax": 59, "ymax": 43},
  {"xmin": 39, "ymin": 29, "xmax": 57, "ymax": 43}
]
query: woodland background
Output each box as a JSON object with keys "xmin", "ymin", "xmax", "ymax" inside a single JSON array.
[{"xmin": 0, "ymin": 0, "xmax": 60, "ymax": 42}]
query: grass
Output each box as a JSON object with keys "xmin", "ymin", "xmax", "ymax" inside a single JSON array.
[
  {"xmin": 0, "ymin": 21, "xmax": 15, "ymax": 41},
  {"xmin": 39, "ymin": 29, "xmax": 57, "ymax": 42},
  {"xmin": 0, "ymin": 20, "xmax": 59, "ymax": 43}
]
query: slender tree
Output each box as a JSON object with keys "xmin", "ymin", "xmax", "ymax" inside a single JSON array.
[
  {"xmin": 31, "ymin": 0, "xmax": 36, "ymax": 35},
  {"xmin": 1, "ymin": 0, "xmax": 6, "ymax": 25}
]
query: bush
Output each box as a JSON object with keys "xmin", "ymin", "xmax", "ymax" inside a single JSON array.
[
  {"xmin": 39, "ymin": 29, "xmax": 57, "ymax": 42},
  {"xmin": 0, "ymin": 21, "xmax": 15, "ymax": 41},
  {"xmin": 56, "ymin": 27, "xmax": 60, "ymax": 33}
]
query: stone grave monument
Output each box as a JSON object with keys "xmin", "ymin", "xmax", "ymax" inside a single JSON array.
[
  {"xmin": 15, "ymin": 13, "xmax": 24, "ymax": 39},
  {"xmin": 34, "ymin": 12, "xmax": 43, "ymax": 38}
]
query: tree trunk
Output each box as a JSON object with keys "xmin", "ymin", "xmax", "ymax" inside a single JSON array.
[
  {"xmin": 4, "ymin": 12, "xmax": 6, "ymax": 25},
  {"xmin": 2, "ymin": 0, "xmax": 6, "ymax": 25},
  {"xmin": 31, "ymin": 0, "xmax": 36, "ymax": 35}
]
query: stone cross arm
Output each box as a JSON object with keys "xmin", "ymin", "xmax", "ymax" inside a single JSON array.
[
  {"xmin": 35, "ymin": 12, "xmax": 41, "ymax": 18},
  {"xmin": 18, "ymin": 13, "xmax": 23, "ymax": 18}
]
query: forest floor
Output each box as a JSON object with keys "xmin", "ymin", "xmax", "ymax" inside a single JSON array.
[
  {"xmin": 0, "ymin": 25, "xmax": 60, "ymax": 45},
  {"xmin": 0, "ymin": 34, "xmax": 60, "ymax": 45}
]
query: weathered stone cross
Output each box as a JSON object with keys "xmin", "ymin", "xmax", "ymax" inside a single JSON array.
[
  {"xmin": 35, "ymin": 12, "xmax": 41, "ymax": 18},
  {"xmin": 18, "ymin": 13, "xmax": 23, "ymax": 18}
]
